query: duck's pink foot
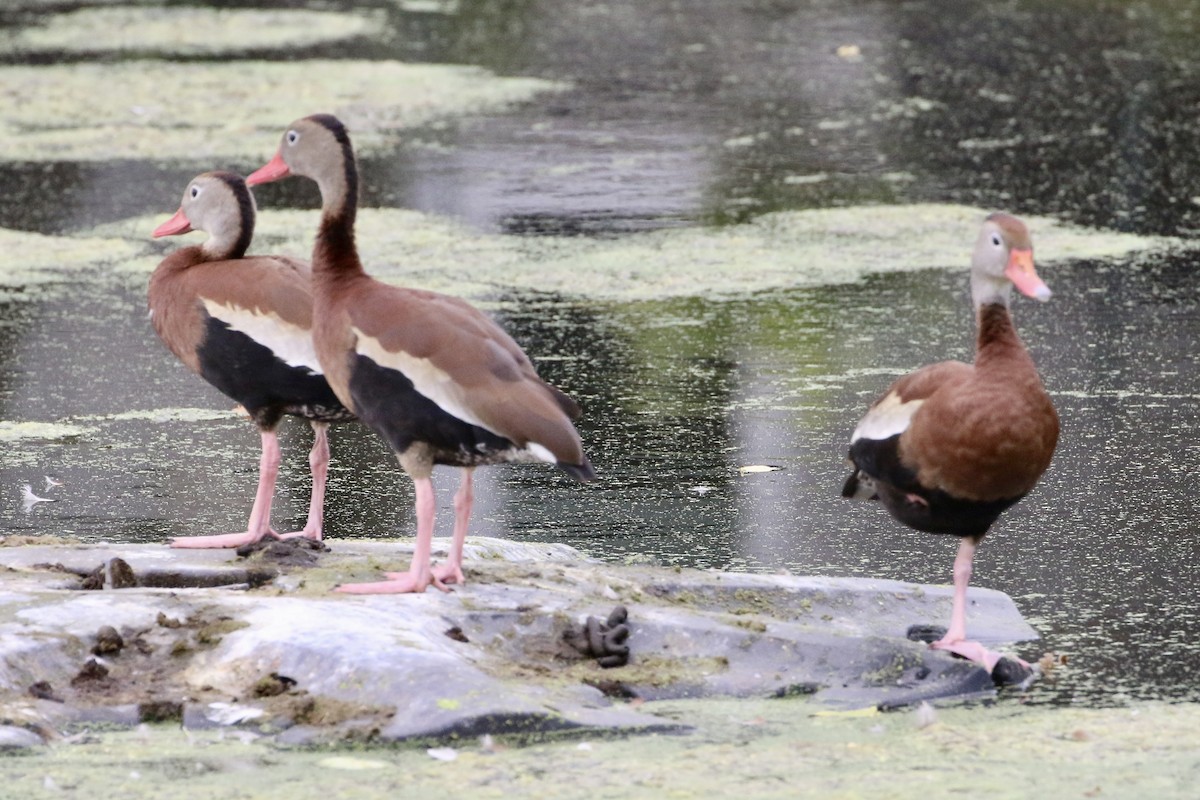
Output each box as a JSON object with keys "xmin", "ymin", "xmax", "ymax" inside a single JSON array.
[
  {"xmin": 431, "ymin": 561, "xmax": 465, "ymax": 586},
  {"xmin": 336, "ymin": 571, "xmax": 449, "ymax": 595},
  {"xmin": 276, "ymin": 526, "xmax": 323, "ymax": 543},
  {"xmin": 169, "ymin": 529, "xmax": 279, "ymax": 549},
  {"xmin": 932, "ymin": 638, "xmax": 1033, "ymax": 685}
]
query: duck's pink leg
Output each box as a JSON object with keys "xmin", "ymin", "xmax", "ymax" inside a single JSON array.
[
  {"xmin": 278, "ymin": 422, "xmax": 329, "ymax": 542},
  {"xmin": 931, "ymin": 536, "xmax": 976, "ymax": 648},
  {"xmin": 432, "ymin": 468, "xmax": 473, "ymax": 586},
  {"xmin": 930, "ymin": 537, "xmax": 1032, "ymax": 676},
  {"xmin": 335, "ymin": 476, "xmax": 448, "ymax": 594},
  {"xmin": 170, "ymin": 429, "xmax": 282, "ymax": 549}
]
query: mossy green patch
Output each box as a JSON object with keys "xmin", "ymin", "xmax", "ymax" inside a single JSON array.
[
  {"xmin": 0, "ymin": 420, "xmax": 96, "ymax": 442},
  {"xmin": 102, "ymin": 203, "xmax": 1187, "ymax": 302},
  {"xmin": 3, "ymin": 701, "xmax": 1198, "ymax": 798},
  {"xmin": 77, "ymin": 408, "xmax": 239, "ymax": 424},
  {"xmin": 0, "ymin": 8, "xmax": 382, "ymax": 56},
  {"xmin": 0, "ymin": 226, "xmax": 145, "ymax": 300},
  {"xmin": 0, "ymin": 61, "xmax": 567, "ymax": 162}
]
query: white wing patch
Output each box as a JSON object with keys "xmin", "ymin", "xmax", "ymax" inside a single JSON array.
[
  {"xmin": 850, "ymin": 392, "xmax": 924, "ymax": 443},
  {"xmin": 202, "ymin": 299, "xmax": 322, "ymax": 374},
  {"xmin": 526, "ymin": 442, "xmax": 558, "ymax": 465},
  {"xmin": 353, "ymin": 327, "xmax": 489, "ymax": 430},
  {"xmin": 352, "ymin": 328, "xmax": 561, "ymax": 461}
]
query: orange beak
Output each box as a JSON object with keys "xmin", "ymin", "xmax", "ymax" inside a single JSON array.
[
  {"xmin": 246, "ymin": 151, "xmax": 290, "ymax": 186},
  {"xmin": 152, "ymin": 208, "xmax": 192, "ymax": 238},
  {"xmin": 1004, "ymin": 248, "xmax": 1051, "ymax": 302}
]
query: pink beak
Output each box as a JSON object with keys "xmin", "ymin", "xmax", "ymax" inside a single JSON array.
[
  {"xmin": 247, "ymin": 151, "xmax": 290, "ymax": 186},
  {"xmin": 1004, "ymin": 248, "xmax": 1052, "ymax": 302},
  {"xmin": 152, "ymin": 208, "xmax": 192, "ymax": 238}
]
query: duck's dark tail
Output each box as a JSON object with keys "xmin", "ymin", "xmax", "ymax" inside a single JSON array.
[{"xmin": 559, "ymin": 457, "xmax": 596, "ymax": 483}]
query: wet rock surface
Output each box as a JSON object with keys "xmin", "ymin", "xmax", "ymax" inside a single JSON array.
[{"xmin": 0, "ymin": 538, "xmax": 1037, "ymax": 744}]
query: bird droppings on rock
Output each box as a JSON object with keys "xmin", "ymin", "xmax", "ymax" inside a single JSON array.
[
  {"xmin": 92, "ymin": 625, "xmax": 124, "ymax": 656},
  {"xmin": 235, "ymin": 538, "xmax": 328, "ymax": 566},
  {"xmin": 28, "ymin": 681, "xmax": 61, "ymax": 702},
  {"xmin": 109, "ymin": 558, "xmax": 138, "ymax": 589},
  {"xmin": 562, "ymin": 605, "xmax": 632, "ymax": 668},
  {"xmin": 444, "ymin": 626, "xmax": 470, "ymax": 643},
  {"xmin": 253, "ymin": 673, "xmax": 298, "ymax": 698},
  {"xmin": 136, "ymin": 700, "xmax": 183, "ymax": 724},
  {"xmin": 71, "ymin": 658, "xmax": 111, "ymax": 687},
  {"xmin": 78, "ymin": 558, "xmax": 139, "ymax": 590}
]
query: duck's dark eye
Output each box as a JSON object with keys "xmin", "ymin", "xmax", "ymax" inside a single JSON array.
[
  {"xmin": 991, "ymin": 234, "xmax": 1002, "ymax": 247},
  {"xmin": 190, "ymin": 186, "xmax": 200, "ymax": 199},
  {"xmin": 286, "ymin": 130, "xmax": 300, "ymax": 145}
]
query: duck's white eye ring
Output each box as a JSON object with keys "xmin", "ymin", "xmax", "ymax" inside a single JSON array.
[{"xmin": 286, "ymin": 130, "xmax": 300, "ymax": 145}]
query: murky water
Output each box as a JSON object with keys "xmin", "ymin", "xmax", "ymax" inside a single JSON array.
[{"xmin": 1, "ymin": 0, "xmax": 1198, "ymax": 708}]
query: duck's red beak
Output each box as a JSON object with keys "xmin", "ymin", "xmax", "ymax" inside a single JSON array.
[
  {"xmin": 1004, "ymin": 248, "xmax": 1052, "ymax": 302},
  {"xmin": 246, "ymin": 151, "xmax": 290, "ymax": 186},
  {"xmin": 152, "ymin": 208, "xmax": 192, "ymax": 238}
]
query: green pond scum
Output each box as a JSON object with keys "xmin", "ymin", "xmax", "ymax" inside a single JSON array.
[
  {"xmin": 2, "ymin": 700, "xmax": 1198, "ymax": 799},
  {"xmin": 100, "ymin": 203, "xmax": 1185, "ymax": 303},
  {"xmin": 0, "ymin": 60, "xmax": 566, "ymax": 162},
  {"xmin": 0, "ymin": 8, "xmax": 384, "ymax": 57}
]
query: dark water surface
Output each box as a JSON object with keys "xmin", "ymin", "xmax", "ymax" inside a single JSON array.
[{"xmin": 0, "ymin": 0, "xmax": 1198, "ymax": 708}]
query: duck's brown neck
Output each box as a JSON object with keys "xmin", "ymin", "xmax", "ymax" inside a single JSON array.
[
  {"xmin": 974, "ymin": 302, "xmax": 1031, "ymax": 369},
  {"xmin": 312, "ymin": 137, "xmax": 364, "ymax": 282}
]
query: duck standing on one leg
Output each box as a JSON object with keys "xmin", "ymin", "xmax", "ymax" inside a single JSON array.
[
  {"xmin": 247, "ymin": 114, "xmax": 594, "ymax": 594},
  {"xmin": 842, "ymin": 213, "xmax": 1059, "ymax": 669},
  {"xmin": 150, "ymin": 171, "xmax": 354, "ymax": 549}
]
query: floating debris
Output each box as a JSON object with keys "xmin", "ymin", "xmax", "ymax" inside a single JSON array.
[
  {"xmin": 426, "ymin": 747, "xmax": 459, "ymax": 762},
  {"xmin": 20, "ymin": 484, "xmax": 55, "ymax": 513},
  {"xmin": 204, "ymin": 702, "xmax": 265, "ymax": 726},
  {"xmin": 737, "ymin": 465, "xmax": 783, "ymax": 475}
]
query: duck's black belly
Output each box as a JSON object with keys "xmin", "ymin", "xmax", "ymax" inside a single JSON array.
[
  {"xmin": 874, "ymin": 480, "xmax": 1023, "ymax": 538},
  {"xmin": 846, "ymin": 433, "xmax": 1023, "ymax": 538},
  {"xmin": 348, "ymin": 353, "xmax": 522, "ymax": 466},
  {"xmin": 197, "ymin": 317, "xmax": 351, "ymax": 428}
]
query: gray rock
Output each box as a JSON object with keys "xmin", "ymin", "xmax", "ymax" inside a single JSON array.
[
  {"xmin": 0, "ymin": 725, "xmax": 44, "ymax": 750},
  {"xmin": 0, "ymin": 538, "xmax": 1040, "ymax": 743}
]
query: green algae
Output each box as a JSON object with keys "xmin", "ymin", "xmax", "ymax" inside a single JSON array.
[
  {"xmin": 3, "ymin": 700, "xmax": 1198, "ymax": 799},
  {"xmin": 0, "ymin": 420, "xmax": 96, "ymax": 442},
  {"xmin": 0, "ymin": 227, "xmax": 144, "ymax": 299},
  {"xmin": 0, "ymin": 61, "xmax": 567, "ymax": 162},
  {"xmin": 76, "ymin": 408, "xmax": 240, "ymax": 424},
  {"xmin": 102, "ymin": 203, "xmax": 1188, "ymax": 303},
  {"xmin": 0, "ymin": 8, "xmax": 383, "ymax": 56}
]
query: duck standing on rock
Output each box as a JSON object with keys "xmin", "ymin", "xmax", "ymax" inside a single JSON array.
[
  {"xmin": 247, "ymin": 114, "xmax": 594, "ymax": 594},
  {"xmin": 842, "ymin": 213, "xmax": 1059, "ymax": 668},
  {"xmin": 150, "ymin": 171, "xmax": 354, "ymax": 549}
]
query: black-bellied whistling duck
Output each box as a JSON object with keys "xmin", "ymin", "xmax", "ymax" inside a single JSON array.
[
  {"xmin": 842, "ymin": 213, "xmax": 1058, "ymax": 667},
  {"xmin": 246, "ymin": 114, "xmax": 594, "ymax": 594},
  {"xmin": 150, "ymin": 171, "xmax": 353, "ymax": 549}
]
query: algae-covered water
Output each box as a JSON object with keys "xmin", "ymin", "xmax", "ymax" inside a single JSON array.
[
  {"xmin": 1, "ymin": 0, "xmax": 1198, "ymax": 741},
  {"xmin": 6, "ymin": 699, "xmax": 1200, "ymax": 799}
]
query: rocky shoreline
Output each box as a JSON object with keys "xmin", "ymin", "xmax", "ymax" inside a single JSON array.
[{"xmin": 0, "ymin": 537, "xmax": 1038, "ymax": 748}]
